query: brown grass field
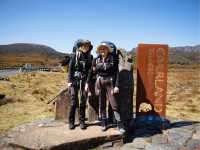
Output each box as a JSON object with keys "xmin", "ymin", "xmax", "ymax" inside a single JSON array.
[{"xmin": 0, "ymin": 65, "xmax": 199, "ymax": 134}]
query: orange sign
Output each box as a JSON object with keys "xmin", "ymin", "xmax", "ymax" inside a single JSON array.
[{"xmin": 136, "ymin": 44, "xmax": 168, "ymax": 117}]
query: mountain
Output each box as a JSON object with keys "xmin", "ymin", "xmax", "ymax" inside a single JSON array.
[
  {"xmin": 129, "ymin": 45, "xmax": 200, "ymax": 65},
  {"xmin": 0, "ymin": 43, "xmax": 68, "ymax": 68},
  {"xmin": 169, "ymin": 45, "xmax": 200, "ymax": 64},
  {"xmin": 0, "ymin": 43, "xmax": 199, "ymax": 68}
]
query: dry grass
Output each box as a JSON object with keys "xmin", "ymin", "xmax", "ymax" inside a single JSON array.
[
  {"xmin": 0, "ymin": 72, "xmax": 66, "ymax": 134},
  {"xmin": 0, "ymin": 66, "xmax": 199, "ymax": 134},
  {"xmin": 167, "ymin": 67, "xmax": 200, "ymax": 120}
]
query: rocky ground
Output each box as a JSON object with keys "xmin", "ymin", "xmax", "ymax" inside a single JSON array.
[
  {"xmin": 97, "ymin": 118, "xmax": 200, "ymax": 150},
  {"xmin": 0, "ymin": 117, "xmax": 200, "ymax": 150},
  {"xmin": 0, "ymin": 118, "xmax": 123, "ymax": 150}
]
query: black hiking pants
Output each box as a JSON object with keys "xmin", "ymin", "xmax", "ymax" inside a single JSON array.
[{"xmin": 69, "ymin": 79, "xmax": 87, "ymax": 123}]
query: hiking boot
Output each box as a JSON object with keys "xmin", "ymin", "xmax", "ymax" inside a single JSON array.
[
  {"xmin": 108, "ymin": 117, "xmax": 117, "ymax": 125},
  {"xmin": 80, "ymin": 121, "xmax": 86, "ymax": 130},
  {"xmin": 69, "ymin": 122, "xmax": 75, "ymax": 130},
  {"xmin": 117, "ymin": 121, "xmax": 126, "ymax": 134},
  {"xmin": 101, "ymin": 119, "xmax": 107, "ymax": 132}
]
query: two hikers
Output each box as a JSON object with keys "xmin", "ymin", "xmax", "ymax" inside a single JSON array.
[{"xmin": 67, "ymin": 39, "xmax": 125, "ymax": 133}]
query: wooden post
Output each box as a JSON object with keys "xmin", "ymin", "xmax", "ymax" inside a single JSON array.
[
  {"xmin": 87, "ymin": 80, "xmax": 99, "ymax": 122},
  {"xmin": 118, "ymin": 53, "xmax": 134, "ymax": 125},
  {"xmin": 54, "ymin": 87, "xmax": 99, "ymax": 123},
  {"xmin": 136, "ymin": 44, "xmax": 168, "ymax": 118},
  {"xmin": 55, "ymin": 89, "xmax": 79, "ymax": 123}
]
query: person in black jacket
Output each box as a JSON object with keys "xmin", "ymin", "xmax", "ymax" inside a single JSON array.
[
  {"xmin": 68, "ymin": 39, "xmax": 93, "ymax": 130},
  {"xmin": 91, "ymin": 42, "xmax": 125, "ymax": 133}
]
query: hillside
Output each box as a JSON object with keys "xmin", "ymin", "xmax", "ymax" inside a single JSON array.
[
  {"xmin": 0, "ymin": 43, "xmax": 199, "ymax": 68},
  {"xmin": 169, "ymin": 45, "xmax": 200, "ymax": 64},
  {"xmin": 0, "ymin": 43, "xmax": 68, "ymax": 68},
  {"xmin": 130, "ymin": 45, "xmax": 200, "ymax": 64}
]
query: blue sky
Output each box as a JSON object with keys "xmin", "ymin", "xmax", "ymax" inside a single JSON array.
[{"xmin": 0, "ymin": 0, "xmax": 199, "ymax": 54}]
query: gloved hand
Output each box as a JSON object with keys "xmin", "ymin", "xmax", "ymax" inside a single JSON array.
[
  {"xmin": 85, "ymin": 83, "xmax": 89, "ymax": 92},
  {"xmin": 113, "ymin": 87, "xmax": 119, "ymax": 93},
  {"xmin": 68, "ymin": 83, "xmax": 72, "ymax": 87}
]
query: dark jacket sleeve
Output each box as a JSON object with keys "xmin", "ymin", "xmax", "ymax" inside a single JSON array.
[{"xmin": 67, "ymin": 54, "xmax": 75, "ymax": 83}]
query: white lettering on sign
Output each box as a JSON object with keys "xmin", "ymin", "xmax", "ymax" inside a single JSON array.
[{"xmin": 154, "ymin": 48, "xmax": 165, "ymax": 113}]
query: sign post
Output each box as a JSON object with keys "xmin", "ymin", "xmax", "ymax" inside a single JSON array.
[{"xmin": 136, "ymin": 44, "xmax": 168, "ymax": 124}]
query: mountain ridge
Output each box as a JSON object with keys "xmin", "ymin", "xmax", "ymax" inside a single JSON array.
[
  {"xmin": 0, "ymin": 43, "xmax": 68, "ymax": 68},
  {"xmin": 0, "ymin": 43, "xmax": 199, "ymax": 68},
  {"xmin": 129, "ymin": 45, "xmax": 200, "ymax": 64}
]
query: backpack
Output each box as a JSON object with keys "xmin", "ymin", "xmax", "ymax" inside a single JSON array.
[
  {"xmin": 72, "ymin": 39, "xmax": 93, "ymax": 54},
  {"xmin": 72, "ymin": 39, "xmax": 93, "ymax": 70},
  {"xmin": 60, "ymin": 55, "xmax": 70, "ymax": 66},
  {"xmin": 98, "ymin": 41, "xmax": 122, "ymax": 66},
  {"xmin": 74, "ymin": 51, "xmax": 93, "ymax": 76}
]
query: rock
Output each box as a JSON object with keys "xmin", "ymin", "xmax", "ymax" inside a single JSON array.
[
  {"xmin": 181, "ymin": 124, "xmax": 195, "ymax": 130},
  {"xmin": 129, "ymin": 138, "xmax": 150, "ymax": 149},
  {"xmin": 121, "ymin": 144, "xmax": 144, "ymax": 150},
  {"xmin": 186, "ymin": 139, "xmax": 200, "ymax": 150},
  {"xmin": 97, "ymin": 140, "xmax": 123, "ymax": 150},
  {"xmin": 151, "ymin": 134, "xmax": 168, "ymax": 144},
  {"xmin": 146, "ymin": 143, "xmax": 180, "ymax": 150},
  {"xmin": 112, "ymin": 139, "xmax": 123, "ymax": 148},
  {"xmin": 99, "ymin": 142, "xmax": 113, "ymax": 149},
  {"xmin": 0, "ymin": 93, "xmax": 5, "ymax": 99},
  {"xmin": 195, "ymin": 124, "xmax": 200, "ymax": 132},
  {"xmin": 0, "ymin": 94, "xmax": 7, "ymax": 105},
  {"xmin": 100, "ymin": 147, "xmax": 117, "ymax": 150},
  {"xmin": 167, "ymin": 129, "xmax": 192, "ymax": 146},
  {"xmin": 193, "ymin": 131, "xmax": 200, "ymax": 140},
  {"xmin": 168, "ymin": 127, "xmax": 194, "ymax": 135},
  {"xmin": 122, "ymin": 141, "xmax": 149, "ymax": 150},
  {"xmin": 0, "ymin": 144, "xmax": 17, "ymax": 150},
  {"xmin": 1, "ymin": 115, "xmax": 199, "ymax": 150},
  {"xmin": 1, "ymin": 119, "xmax": 123, "ymax": 150}
]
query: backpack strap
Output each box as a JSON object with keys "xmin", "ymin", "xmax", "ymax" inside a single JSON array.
[
  {"xmin": 75, "ymin": 51, "xmax": 81, "ymax": 69},
  {"xmin": 88, "ymin": 53, "xmax": 93, "ymax": 63},
  {"xmin": 95, "ymin": 55, "xmax": 101, "ymax": 64},
  {"xmin": 75, "ymin": 51, "xmax": 93, "ymax": 70}
]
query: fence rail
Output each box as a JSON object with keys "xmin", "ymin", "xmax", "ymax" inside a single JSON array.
[{"xmin": 0, "ymin": 67, "xmax": 60, "ymax": 77}]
